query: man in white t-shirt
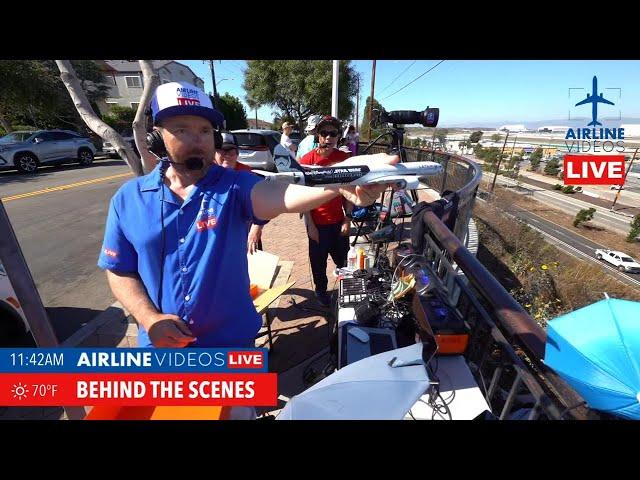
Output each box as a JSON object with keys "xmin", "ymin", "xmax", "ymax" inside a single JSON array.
[{"xmin": 280, "ymin": 121, "xmax": 295, "ymax": 150}]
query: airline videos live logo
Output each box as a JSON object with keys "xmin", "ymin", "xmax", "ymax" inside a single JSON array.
[
  {"xmin": 227, "ymin": 351, "xmax": 264, "ymax": 369},
  {"xmin": 563, "ymin": 155, "xmax": 625, "ymax": 185}
]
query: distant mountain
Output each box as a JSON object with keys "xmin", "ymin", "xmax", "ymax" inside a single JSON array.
[{"xmin": 439, "ymin": 117, "xmax": 640, "ymax": 130}]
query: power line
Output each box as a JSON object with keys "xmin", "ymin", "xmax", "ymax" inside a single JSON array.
[
  {"xmin": 229, "ymin": 60, "xmax": 246, "ymax": 74},
  {"xmin": 379, "ymin": 60, "xmax": 416, "ymax": 94},
  {"xmin": 381, "ymin": 60, "xmax": 445, "ymax": 100}
]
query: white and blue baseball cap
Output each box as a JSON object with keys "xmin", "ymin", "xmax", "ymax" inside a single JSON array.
[{"xmin": 150, "ymin": 81, "xmax": 224, "ymax": 127}]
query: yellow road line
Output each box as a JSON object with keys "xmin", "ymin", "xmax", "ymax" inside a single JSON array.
[{"xmin": 1, "ymin": 172, "xmax": 133, "ymax": 202}]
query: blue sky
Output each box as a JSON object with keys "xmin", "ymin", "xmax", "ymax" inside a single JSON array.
[{"xmin": 179, "ymin": 60, "xmax": 640, "ymax": 127}]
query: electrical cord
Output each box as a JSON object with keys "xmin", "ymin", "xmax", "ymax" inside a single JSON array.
[
  {"xmin": 157, "ymin": 160, "xmax": 169, "ymax": 310},
  {"xmin": 422, "ymin": 360, "xmax": 454, "ymax": 420}
]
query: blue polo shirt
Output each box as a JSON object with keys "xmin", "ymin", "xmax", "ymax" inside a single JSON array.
[{"xmin": 98, "ymin": 162, "xmax": 267, "ymax": 348}]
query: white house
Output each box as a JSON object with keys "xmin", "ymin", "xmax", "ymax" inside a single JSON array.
[{"xmin": 96, "ymin": 60, "xmax": 205, "ymax": 114}]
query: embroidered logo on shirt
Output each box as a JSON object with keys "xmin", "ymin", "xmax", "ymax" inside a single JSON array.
[
  {"xmin": 196, "ymin": 216, "xmax": 217, "ymax": 232},
  {"xmin": 103, "ymin": 248, "xmax": 118, "ymax": 258}
]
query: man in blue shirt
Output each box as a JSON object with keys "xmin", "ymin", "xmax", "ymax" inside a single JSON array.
[{"xmin": 98, "ymin": 81, "xmax": 397, "ymax": 349}]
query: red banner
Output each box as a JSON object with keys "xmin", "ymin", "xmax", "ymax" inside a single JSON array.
[
  {"xmin": 563, "ymin": 155, "xmax": 625, "ymax": 185},
  {"xmin": 0, "ymin": 373, "xmax": 277, "ymax": 406}
]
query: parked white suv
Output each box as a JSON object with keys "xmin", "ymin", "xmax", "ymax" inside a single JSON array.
[
  {"xmin": 0, "ymin": 261, "xmax": 32, "ymax": 346},
  {"xmin": 231, "ymin": 129, "xmax": 281, "ymax": 172},
  {"xmin": 102, "ymin": 128, "xmax": 139, "ymax": 158},
  {"xmin": 595, "ymin": 249, "xmax": 640, "ymax": 273},
  {"xmin": 0, "ymin": 130, "xmax": 96, "ymax": 174}
]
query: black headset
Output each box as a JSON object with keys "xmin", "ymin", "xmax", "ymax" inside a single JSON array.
[{"xmin": 146, "ymin": 129, "xmax": 224, "ymax": 157}]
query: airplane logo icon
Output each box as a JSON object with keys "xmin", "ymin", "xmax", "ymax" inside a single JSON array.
[{"xmin": 575, "ymin": 76, "xmax": 614, "ymax": 127}]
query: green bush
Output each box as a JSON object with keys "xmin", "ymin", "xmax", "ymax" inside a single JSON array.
[
  {"xmin": 562, "ymin": 185, "xmax": 575, "ymax": 194},
  {"xmin": 573, "ymin": 208, "xmax": 596, "ymax": 227},
  {"xmin": 627, "ymin": 214, "xmax": 640, "ymax": 242},
  {"xmin": 553, "ymin": 184, "xmax": 563, "ymax": 190}
]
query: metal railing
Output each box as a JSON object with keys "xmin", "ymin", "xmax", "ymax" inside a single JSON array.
[
  {"xmin": 358, "ymin": 143, "xmax": 481, "ymax": 243},
  {"xmin": 418, "ymin": 211, "xmax": 597, "ymax": 419},
  {"xmin": 358, "ymin": 142, "xmax": 597, "ymax": 419}
]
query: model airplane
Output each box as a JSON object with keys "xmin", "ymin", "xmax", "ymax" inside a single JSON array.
[{"xmin": 255, "ymin": 154, "xmax": 443, "ymax": 190}]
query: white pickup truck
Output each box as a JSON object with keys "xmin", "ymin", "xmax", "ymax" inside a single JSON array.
[{"xmin": 595, "ymin": 249, "xmax": 640, "ymax": 273}]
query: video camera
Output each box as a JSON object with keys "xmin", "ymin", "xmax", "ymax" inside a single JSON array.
[{"xmin": 378, "ymin": 107, "xmax": 439, "ymax": 128}]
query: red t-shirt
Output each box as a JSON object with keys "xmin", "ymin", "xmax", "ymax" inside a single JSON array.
[
  {"xmin": 235, "ymin": 162, "xmax": 253, "ymax": 172},
  {"xmin": 299, "ymin": 148, "xmax": 351, "ymax": 225}
]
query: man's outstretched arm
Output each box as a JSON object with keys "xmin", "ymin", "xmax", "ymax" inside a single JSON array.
[{"xmin": 251, "ymin": 153, "xmax": 399, "ymax": 220}]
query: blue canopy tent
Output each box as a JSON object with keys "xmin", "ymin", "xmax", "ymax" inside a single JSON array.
[{"xmin": 545, "ymin": 298, "xmax": 640, "ymax": 420}]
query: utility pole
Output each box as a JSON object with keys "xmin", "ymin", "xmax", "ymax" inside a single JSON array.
[
  {"xmin": 208, "ymin": 60, "xmax": 218, "ymax": 108},
  {"xmin": 331, "ymin": 60, "xmax": 339, "ymax": 118},
  {"xmin": 355, "ymin": 75, "xmax": 360, "ymax": 131},
  {"xmin": 367, "ymin": 60, "xmax": 376, "ymax": 141},
  {"xmin": 611, "ymin": 147, "xmax": 638, "ymax": 210},
  {"xmin": 509, "ymin": 133, "xmax": 519, "ymax": 172},
  {"xmin": 490, "ymin": 131, "xmax": 510, "ymax": 193}
]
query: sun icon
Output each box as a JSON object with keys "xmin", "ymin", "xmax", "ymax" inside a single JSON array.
[{"xmin": 11, "ymin": 383, "xmax": 29, "ymax": 400}]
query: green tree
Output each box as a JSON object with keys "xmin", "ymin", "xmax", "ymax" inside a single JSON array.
[
  {"xmin": 215, "ymin": 93, "xmax": 248, "ymax": 130},
  {"xmin": 243, "ymin": 60, "xmax": 358, "ymax": 132},
  {"xmin": 491, "ymin": 133, "xmax": 501, "ymax": 143},
  {"xmin": 360, "ymin": 96, "xmax": 386, "ymax": 141},
  {"xmin": 102, "ymin": 106, "xmax": 136, "ymax": 132},
  {"xmin": 469, "ymin": 130, "xmax": 483, "ymax": 143},
  {"xmin": 0, "ymin": 60, "xmax": 108, "ymax": 133},
  {"xmin": 473, "ymin": 144, "xmax": 484, "ymax": 158},
  {"xmin": 627, "ymin": 214, "xmax": 640, "ymax": 242},
  {"xmin": 573, "ymin": 208, "xmax": 596, "ymax": 227},
  {"xmin": 529, "ymin": 147, "xmax": 543, "ymax": 170},
  {"xmin": 506, "ymin": 155, "xmax": 521, "ymax": 170},
  {"xmin": 544, "ymin": 158, "xmax": 561, "ymax": 176},
  {"xmin": 435, "ymin": 128, "xmax": 448, "ymax": 149}
]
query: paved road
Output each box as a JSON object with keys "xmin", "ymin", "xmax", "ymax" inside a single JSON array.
[
  {"xmin": 477, "ymin": 197, "xmax": 640, "ymax": 290},
  {"xmin": 1, "ymin": 158, "xmax": 133, "ymax": 341},
  {"xmin": 485, "ymin": 173, "xmax": 636, "ymax": 234}
]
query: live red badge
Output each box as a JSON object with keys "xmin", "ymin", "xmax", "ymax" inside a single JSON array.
[
  {"xmin": 227, "ymin": 351, "xmax": 264, "ymax": 369},
  {"xmin": 563, "ymin": 155, "xmax": 625, "ymax": 185}
]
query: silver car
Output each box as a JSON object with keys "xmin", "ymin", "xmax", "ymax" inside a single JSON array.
[
  {"xmin": 0, "ymin": 129, "xmax": 97, "ymax": 174},
  {"xmin": 231, "ymin": 129, "xmax": 282, "ymax": 172}
]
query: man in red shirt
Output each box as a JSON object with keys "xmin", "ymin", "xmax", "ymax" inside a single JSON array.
[
  {"xmin": 214, "ymin": 132, "xmax": 264, "ymax": 253},
  {"xmin": 299, "ymin": 116, "xmax": 352, "ymax": 306}
]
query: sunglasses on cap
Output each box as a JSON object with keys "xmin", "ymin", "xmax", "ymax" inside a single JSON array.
[{"xmin": 318, "ymin": 130, "xmax": 339, "ymax": 138}]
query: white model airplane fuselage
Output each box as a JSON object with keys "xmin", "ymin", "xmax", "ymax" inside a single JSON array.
[{"xmin": 254, "ymin": 161, "xmax": 443, "ymax": 190}]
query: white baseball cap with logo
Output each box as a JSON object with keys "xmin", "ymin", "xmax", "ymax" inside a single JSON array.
[
  {"xmin": 150, "ymin": 81, "xmax": 224, "ymax": 128},
  {"xmin": 305, "ymin": 114, "xmax": 322, "ymax": 133}
]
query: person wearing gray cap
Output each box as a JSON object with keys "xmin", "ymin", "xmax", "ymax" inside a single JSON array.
[{"xmin": 296, "ymin": 114, "xmax": 321, "ymax": 160}]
